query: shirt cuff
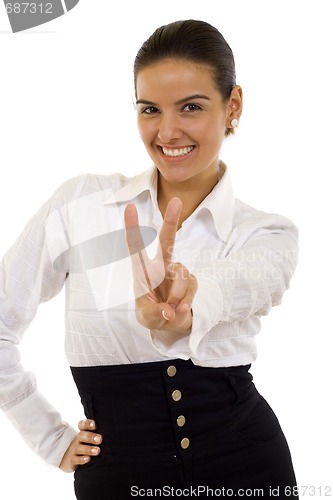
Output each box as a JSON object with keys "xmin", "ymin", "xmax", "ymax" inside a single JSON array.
[
  {"xmin": 150, "ymin": 329, "xmax": 190, "ymax": 360},
  {"xmin": 5, "ymin": 390, "xmax": 77, "ymax": 467}
]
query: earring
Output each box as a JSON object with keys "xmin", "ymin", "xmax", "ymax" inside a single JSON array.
[{"xmin": 231, "ymin": 118, "xmax": 239, "ymax": 128}]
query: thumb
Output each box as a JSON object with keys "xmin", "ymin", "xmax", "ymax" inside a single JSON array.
[{"xmin": 161, "ymin": 303, "xmax": 176, "ymax": 322}]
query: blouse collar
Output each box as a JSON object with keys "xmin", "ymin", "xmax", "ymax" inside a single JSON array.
[{"xmin": 103, "ymin": 161, "xmax": 234, "ymax": 242}]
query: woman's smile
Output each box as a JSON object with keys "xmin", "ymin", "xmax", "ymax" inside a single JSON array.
[{"xmin": 158, "ymin": 145, "xmax": 195, "ymax": 160}]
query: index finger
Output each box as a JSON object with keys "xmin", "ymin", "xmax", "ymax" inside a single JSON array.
[
  {"xmin": 124, "ymin": 203, "xmax": 165, "ymax": 297},
  {"xmin": 124, "ymin": 203, "xmax": 152, "ymax": 289},
  {"xmin": 124, "ymin": 203, "xmax": 147, "ymax": 257},
  {"xmin": 159, "ymin": 198, "xmax": 182, "ymax": 264},
  {"xmin": 78, "ymin": 419, "xmax": 96, "ymax": 431}
]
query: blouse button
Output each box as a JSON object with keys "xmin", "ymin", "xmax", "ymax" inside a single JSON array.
[
  {"xmin": 181, "ymin": 437, "xmax": 190, "ymax": 449},
  {"xmin": 172, "ymin": 390, "xmax": 182, "ymax": 402},
  {"xmin": 167, "ymin": 365, "xmax": 177, "ymax": 377}
]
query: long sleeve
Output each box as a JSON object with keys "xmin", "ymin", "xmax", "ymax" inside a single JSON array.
[
  {"xmin": 0, "ymin": 196, "xmax": 77, "ymax": 466},
  {"xmin": 189, "ymin": 212, "xmax": 299, "ymax": 355}
]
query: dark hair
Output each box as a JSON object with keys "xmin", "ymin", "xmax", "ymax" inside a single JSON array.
[{"xmin": 134, "ymin": 19, "xmax": 237, "ymax": 136}]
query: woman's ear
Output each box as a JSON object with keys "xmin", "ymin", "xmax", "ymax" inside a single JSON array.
[{"xmin": 227, "ymin": 85, "xmax": 243, "ymax": 127}]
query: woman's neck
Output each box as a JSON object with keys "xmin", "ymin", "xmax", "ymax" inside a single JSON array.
[{"xmin": 157, "ymin": 169, "xmax": 219, "ymax": 229}]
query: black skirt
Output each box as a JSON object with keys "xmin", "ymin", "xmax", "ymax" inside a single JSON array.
[{"xmin": 71, "ymin": 359, "xmax": 298, "ymax": 499}]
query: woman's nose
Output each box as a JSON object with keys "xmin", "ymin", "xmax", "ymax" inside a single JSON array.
[{"xmin": 157, "ymin": 113, "xmax": 182, "ymax": 143}]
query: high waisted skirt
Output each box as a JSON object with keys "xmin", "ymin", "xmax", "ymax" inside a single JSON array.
[{"xmin": 71, "ymin": 359, "xmax": 298, "ymax": 499}]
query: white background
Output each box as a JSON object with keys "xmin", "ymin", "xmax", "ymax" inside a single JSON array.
[{"xmin": 0, "ymin": 1, "xmax": 332, "ymax": 498}]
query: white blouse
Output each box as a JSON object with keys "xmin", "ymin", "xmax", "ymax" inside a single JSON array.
[{"xmin": 0, "ymin": 162, "xmax": 298, "ymax": 466}]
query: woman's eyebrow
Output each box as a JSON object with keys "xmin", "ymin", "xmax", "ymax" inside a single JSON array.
[
  {"xmin": 175, "ymin": 94, "xmax": 210, "ymax": 105},
  {"xmin": 136, "ymin": 99, "xmax": 157, "ymax": 106},
  {"xmin": 136, "ymin": 94, "xmax": 211, "ymax": 107}
]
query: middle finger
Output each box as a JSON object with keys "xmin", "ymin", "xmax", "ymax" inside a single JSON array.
[
  {"xmin": 166, "ymin": 262, "xmax": 190, "ymax": 308},
  {"xmin": 158, "ymin": 198, "xmax": 182, "ymax": 265}
]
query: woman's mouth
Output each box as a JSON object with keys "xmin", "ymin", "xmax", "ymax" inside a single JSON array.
[{"xmin": 160, "ymin": 146, "xmax": 194, "ymax": 158}]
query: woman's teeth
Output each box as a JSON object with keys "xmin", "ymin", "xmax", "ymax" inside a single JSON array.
[{"xmin": 161, "ymin": 146, "xmax": 194, "ymax": 157}]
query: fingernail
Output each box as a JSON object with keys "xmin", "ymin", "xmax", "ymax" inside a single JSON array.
[
  {"xmin": 93, "ymin": 436, "xmax": 101, "ymax": 443},
  {"xmin": 89, "ymin": 421, "xmax": 95, "ymax": 428},
  {"xmin": 83, "ymin": 456, "xmax": 90, "ymax": 463},
  {"xmin": 182, "ymin": 304, "xmax": 190, "ymax": 311},
  {"xmin": 91, "ymin": 448, "xmax": 99, "ymax": 455},
  {"xmin": 162, "ymin": 310, "xmax": 169, "ymax": 321}
]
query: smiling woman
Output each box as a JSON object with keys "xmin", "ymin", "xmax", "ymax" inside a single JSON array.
[{"xmin": 0, "ymin": 18, "xmax": 299, "ymax": 500}]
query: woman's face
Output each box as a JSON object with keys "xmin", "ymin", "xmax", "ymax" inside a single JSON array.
[{"xmin": 136, "ymin": 59, "xmax": 232, "ymax": 187}]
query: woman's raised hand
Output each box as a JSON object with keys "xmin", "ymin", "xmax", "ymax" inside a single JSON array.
[{"xmin": 124, "ymin": 198, "xmax": 197, "ymax": 334}]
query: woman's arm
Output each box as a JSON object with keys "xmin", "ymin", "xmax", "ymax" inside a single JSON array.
[
  {"xmin": 0, "ymin": 192, "xmax": 77, "ymax": 466},
  {"xmin": 188, "ymin": 216, "xmax": 298, "ymax": 354},
  {"xmin": 124, "ymin": 200, "xmax": 298, "ymax": 359}
]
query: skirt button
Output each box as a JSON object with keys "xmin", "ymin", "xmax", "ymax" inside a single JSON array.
[
  {"xmin": 172, "ymin": 390, "xmax": 182, "ymax": 402},
  {"xmin": 181, "ymin": 437, "xmax": 190, "ymax": 449},
  {"xmin": 177, "ymin": 415, "xmax": 186, "ymax": 427},
  {"xmin": 167, "ymin": 365, "xmax": 177, "ymax": 377}
]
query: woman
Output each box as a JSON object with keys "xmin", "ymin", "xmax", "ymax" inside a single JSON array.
[{"xmin": 0, "ymin": 20, "xmax": 298, "ymax": 499}]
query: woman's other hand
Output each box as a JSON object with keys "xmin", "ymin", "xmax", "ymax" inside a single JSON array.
[{"xmin": 59, "ymin": 420, "xmax": 103, "ymax": 473}]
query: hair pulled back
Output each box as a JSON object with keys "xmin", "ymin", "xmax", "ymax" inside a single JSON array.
[{"xmin": 134, "ymin": 19, "xmax": 237, "ymax": 136}]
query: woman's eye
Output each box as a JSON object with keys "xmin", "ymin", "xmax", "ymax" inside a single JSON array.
[
  {"xmin": 142, "ymin": 106, "xmax": 159, "ymax": 114},
  {"xmin": 182, "ymin": 103, "xmax": 202, "ymax": 112}
]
